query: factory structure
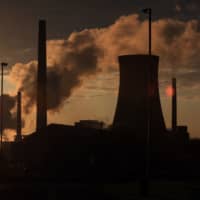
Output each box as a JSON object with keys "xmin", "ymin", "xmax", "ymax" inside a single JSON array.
[{"xmin": 1, "ymin": 19, "xmax": 197, "ymax": 180}]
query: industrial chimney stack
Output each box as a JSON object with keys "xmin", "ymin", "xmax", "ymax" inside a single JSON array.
[
  {"xmin": 172, "ymin": 78, "xmax": 177, "ymax": 132},
  {"xmin": 15, "ymin": 91, "xmax": 22, "ymax": 142},
  {"xmin": 36, "ymin": 20, "xmax": 47, "ymax": 131}
]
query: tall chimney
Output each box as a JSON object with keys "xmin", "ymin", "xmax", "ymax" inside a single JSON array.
[
  {"xmin": 172, "ymin": 78, "xmax": 177, "ymax": 132},
  {"xmin": 36, "ymin": 20, "xmax": 47, "ymax": 131},
  {"xmin": 15, "ymin": 91, "xmax": 22, "ymax": 142}
]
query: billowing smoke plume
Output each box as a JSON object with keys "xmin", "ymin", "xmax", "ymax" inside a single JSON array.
[
  {"xmin": 0, "ymin": 94, "xmax": 24, "ymax": 131},
  {"xmin": 7, "ymin": 14, "xmax": 200, "ymax": 128},
  {"xmin": 9, "ymin": 31, "xmax": 102, "ymax": 113}
]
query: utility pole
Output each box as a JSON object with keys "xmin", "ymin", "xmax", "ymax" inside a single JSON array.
[{"xmin": 141, "ymin": 8, "xmax": 152, "ymax": 197}]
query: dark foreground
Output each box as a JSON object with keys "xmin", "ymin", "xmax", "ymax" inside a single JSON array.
[
  {"xmin": 0, "ymin": 179, "xmax": 200, "ymax": 200},
  {"xmin": 2, "ymin": 125, "xmax": 199, "ymax": 199}
]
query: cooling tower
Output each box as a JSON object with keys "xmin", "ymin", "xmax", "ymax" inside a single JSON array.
[
  {"xmin": 172, "ymin": 78, "xmax": 177, "ymax": 132},
  {"xmin": 113, "ymin": 55, "xmax": 166, "ymax": 136},
  {"xmin": 36, "ymin": 20, "xmax": 47, "ymax": 131}
]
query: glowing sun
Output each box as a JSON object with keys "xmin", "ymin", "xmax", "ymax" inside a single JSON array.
[{"xmin": 166, "ymin": 86, "xmax": 174, "ymax": 97}]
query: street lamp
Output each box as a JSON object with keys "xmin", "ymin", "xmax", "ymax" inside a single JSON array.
[
  {"xmin": 141, "ymin": 8, "xmax": 152, "ymax": 197},
  {"xmin": 0, "ymin": 62, "xmax": 8, "ymax": 152}
]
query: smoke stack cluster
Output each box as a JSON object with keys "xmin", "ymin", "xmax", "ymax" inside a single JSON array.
[
  {"xmin": 36, "ymin": 20, "xmax": 47, "ymax": 131},
  {"xmin": 172, "ymin": 78, "xmax": 177, "ymax": 132}
]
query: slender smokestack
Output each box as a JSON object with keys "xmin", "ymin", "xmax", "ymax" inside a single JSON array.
[
  {"xmin": 172, "ymin": 78, "xmax": 177, "ymax": 132},
  {"xmin": 15, "ymin": 91, "xmax": 22, "ymax": 142},
  {"xmin": 36, "ymin": 20, "xmax": 47, "ymax": 131}
]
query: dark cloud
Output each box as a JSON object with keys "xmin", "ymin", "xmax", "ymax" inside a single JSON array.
[
  {"xmin": 47, "ymin": 31, "xmax": 102, "ymax": 111},
  {"xmin": 176, "ymin": 0, "xmax": 200, "ymax": 15},
  {"xmin": 161, "ymin": 21, "xmax": 186, "ymax": 44},
  {"xmin": 0, "ymin": 0, "xmax": 198, "ymax": 68}
]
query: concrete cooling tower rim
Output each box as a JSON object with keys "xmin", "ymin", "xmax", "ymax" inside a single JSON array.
[{"xmin": 118, "ymin": 54, "xmax": 159, "ymax": 60}]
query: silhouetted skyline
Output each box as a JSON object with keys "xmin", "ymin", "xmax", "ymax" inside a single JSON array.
[
  {"xmin": 0, "ymin": 2, "xmax": 199, "ymax": 199},
  {"xmin": 1, "ymin": 0, "xmax": 200, "ymax": 139}
]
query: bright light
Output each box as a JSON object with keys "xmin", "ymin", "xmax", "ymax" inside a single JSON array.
[{"xmin": 166, "ymin": 85, "xmax": 174, "ymax": 97}]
